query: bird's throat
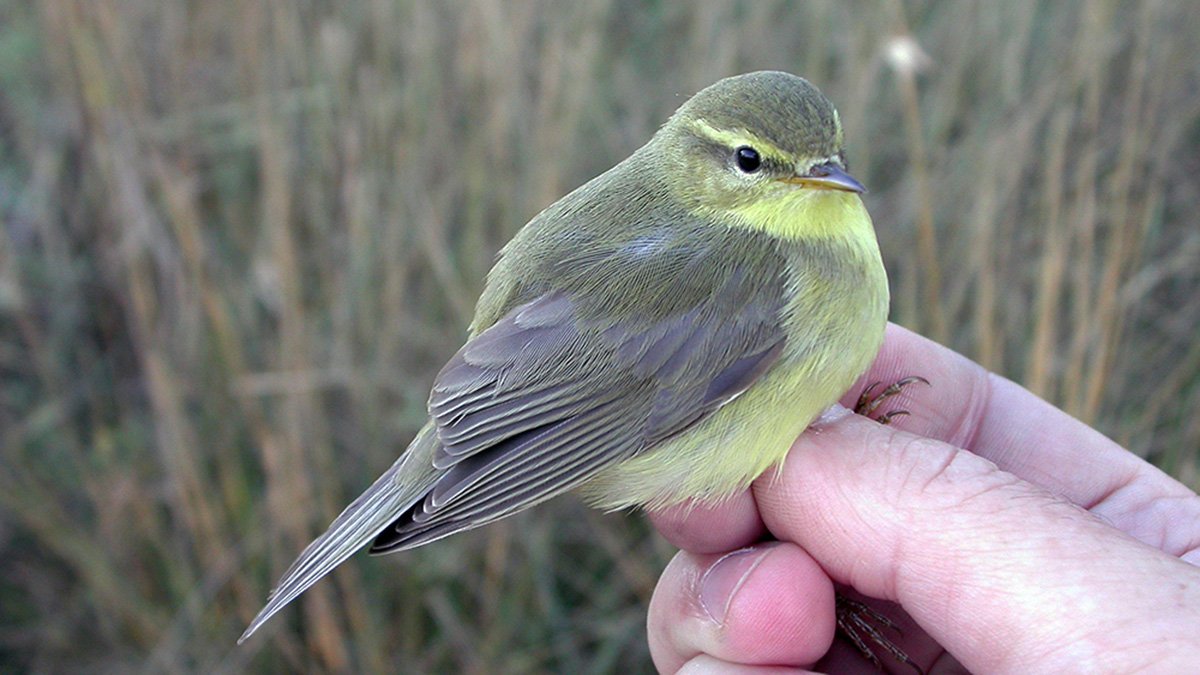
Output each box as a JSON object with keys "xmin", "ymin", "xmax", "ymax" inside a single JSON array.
[{"xmin": 726, "ymin": 188, "xmax": 872, "ymax": 242}]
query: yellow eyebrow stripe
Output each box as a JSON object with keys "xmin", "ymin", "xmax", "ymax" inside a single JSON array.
[{"xmin": 687, "ymin": 118, "xmax": 792, "ymax": 162}]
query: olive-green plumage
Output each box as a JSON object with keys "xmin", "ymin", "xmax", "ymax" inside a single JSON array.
[{"xmin": 240, "ymin": 70, "xmax": 888, "ymax": 642}]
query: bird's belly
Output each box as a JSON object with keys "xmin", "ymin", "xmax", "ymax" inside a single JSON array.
[
  {"xmin": 581, "ymin": 226, "xmax": 889, "ymax": 512},
  {"xmin": 580, "ymin": 335, "xmax": 877, "ymax": 512}
]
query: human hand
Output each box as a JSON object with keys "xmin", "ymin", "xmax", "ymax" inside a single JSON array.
[{"xmin": 647, "ymin": 323, "xmax": 1200, "ymax": 673}]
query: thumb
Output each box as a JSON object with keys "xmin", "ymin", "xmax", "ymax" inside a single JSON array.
[{"xmin": 753, "ymin": 408, "xmax": 1200, "ymax": 673}]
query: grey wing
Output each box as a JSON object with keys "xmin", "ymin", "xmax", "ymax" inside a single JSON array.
[{"xmin": 371, "ymin": 261, "xmax": 787, "ymax": 553}]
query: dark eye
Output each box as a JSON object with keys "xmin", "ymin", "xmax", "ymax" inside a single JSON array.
[{"xmin": 734, "ymin": 146, "xmax": 761, "ymax": 173}]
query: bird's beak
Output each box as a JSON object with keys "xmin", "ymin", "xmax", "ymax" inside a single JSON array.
[{"xmin": 779, "ymin": 163, "xmax": 866, "ymax": 193}]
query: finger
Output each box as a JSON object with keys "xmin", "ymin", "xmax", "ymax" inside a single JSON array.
[
  {"xmin": 649, "ymin": 491, "xmax": 766, "ymax": 554},
  {"xmin": 844, "ymin": 323, "xmax": 1200, "ymax": 558},
  {"xmin": 648, "ymin": 543, "xmax": 835, "ymax": 673},
  {"xmin": 754, "ymin": 411, "xmax": 1200, "ymax": 673},
  {"xmin": 677, "ymin": 654, "xmax": 820, "ymax": 674}
]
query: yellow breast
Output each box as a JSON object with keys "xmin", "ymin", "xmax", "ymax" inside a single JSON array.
[{"xmin": 581, "ymin": 192, "xmax": 887, "ymax": 511}]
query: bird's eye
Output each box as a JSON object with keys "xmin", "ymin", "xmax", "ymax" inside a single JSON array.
[{"xmin": 734, "ymin": 146, "xmax": 762, "ymax": 173}]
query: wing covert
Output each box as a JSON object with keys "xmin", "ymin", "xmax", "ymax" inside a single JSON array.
[{"xmin": 372, "ymin": 226, "xmax": 790, "ymax": 552}]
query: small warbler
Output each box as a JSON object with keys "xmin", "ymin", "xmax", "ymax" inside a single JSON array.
[{"xmin": 241, "ymin": 71, "xmax": 890, "ymax": 646}]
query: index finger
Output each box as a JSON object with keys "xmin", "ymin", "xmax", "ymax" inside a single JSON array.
[{"xmin": 853, "ymin": 323, "xmax": 1199, "ymax": 558}]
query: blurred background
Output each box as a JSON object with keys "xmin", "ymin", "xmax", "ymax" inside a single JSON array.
[{"xmin": 2, "ymin": 1, "xmax": 1198, "ymax": 672}]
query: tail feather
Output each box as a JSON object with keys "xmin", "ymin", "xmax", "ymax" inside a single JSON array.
[{"xmin": 238, "ymin": 428, "xmax": 440, "ymax": 643}]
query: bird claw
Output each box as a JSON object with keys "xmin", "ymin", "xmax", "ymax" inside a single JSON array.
[
  {"xmin": 836, "ymin": 594, "xmax": 924, "ymax": 674},
  {"xmin": 838, "ymin": 376, "xmax": 931, "ymax": 671},
  {"xmin": 854, "ymin": 376, "xmax": 930, "ymax": 423}
]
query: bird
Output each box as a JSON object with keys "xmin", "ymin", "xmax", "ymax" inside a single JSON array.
[{"xmin": 240, "ymin": 70, "xmax": 891, "ymax": 651}]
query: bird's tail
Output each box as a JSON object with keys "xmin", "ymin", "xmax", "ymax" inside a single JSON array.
[{"xmin": 238, "ymin": 426, "xmax": 441, "ymax": 643}]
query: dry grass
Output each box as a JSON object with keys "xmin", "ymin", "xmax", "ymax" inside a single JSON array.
[{"xmin": 1, "ymin": 1, "xmax": 1198, "ymax": 672}]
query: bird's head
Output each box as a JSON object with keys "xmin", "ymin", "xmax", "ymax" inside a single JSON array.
[{"xmin": 654, "ymin": 71, "xmax": 866, "ymax": 237}]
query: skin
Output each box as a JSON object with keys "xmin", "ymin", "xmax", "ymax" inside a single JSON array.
[
  {"xmin": 241, "ymin": 71, "xmax": 888, "ymax": 643},
  {"xmin": 649, "ymin": 324, "xmax": 1200, "ymax": 673}
]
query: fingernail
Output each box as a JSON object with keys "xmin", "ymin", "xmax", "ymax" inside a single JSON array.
[{"xmin": 698, "ymin": 543, "xmax": 777, "ymax": 625}]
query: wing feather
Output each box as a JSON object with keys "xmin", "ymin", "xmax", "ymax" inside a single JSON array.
[{"xmin": 371, "ymin": 227, "xmax": 790, "ymax": 554}]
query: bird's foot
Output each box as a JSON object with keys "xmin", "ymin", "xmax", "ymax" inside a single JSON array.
[
  {"xmin": 836, "ymin": 593, "xmax": 924, "ymax": 674},
  {"xmin": 854, "ymin": 376, "xmax": 930, "ymax": 424}
]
